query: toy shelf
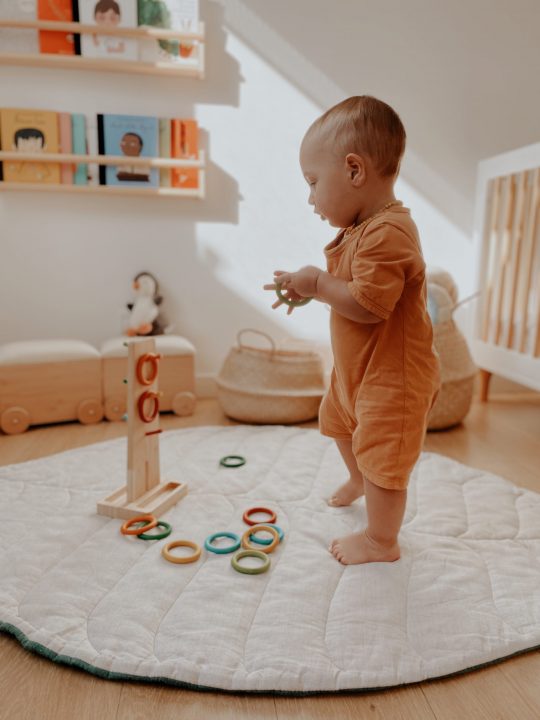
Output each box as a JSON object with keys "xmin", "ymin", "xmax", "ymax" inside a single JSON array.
[
  {"xmin": 0, "ymin": 19, "xmax": 205, "ymax": 78},
  {"xmin": 0, "ymin": 150, "xmax": 206, "ymax": 199}
]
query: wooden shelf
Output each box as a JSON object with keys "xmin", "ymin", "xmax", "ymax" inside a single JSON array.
[
  {"xmin": 0, "ymin": 150, "xmax": 205, "ymax": 170},
  {"xmin": 0, "ymin": 182, "xmax": 204, "ymax": 199},
  {"xmin": 0, "ymin": 20, "xmax": 205, "ymax": 78}
]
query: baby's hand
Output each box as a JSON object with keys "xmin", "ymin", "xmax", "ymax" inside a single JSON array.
[{"xmin": 263, "ymin": 267, "xmax": 321, "ymax": 315}]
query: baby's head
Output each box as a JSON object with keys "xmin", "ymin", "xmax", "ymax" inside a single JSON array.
[{"xmin": 300, "ymin": 96, "xmax": 406, "ymax": 228}]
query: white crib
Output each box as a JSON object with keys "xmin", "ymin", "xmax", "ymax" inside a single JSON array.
[{"xmin": 472, "ymin": 142, "xmax": 540, "ymax": 400}]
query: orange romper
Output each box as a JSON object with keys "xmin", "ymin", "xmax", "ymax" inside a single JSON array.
[{"xmin": 319, "ymin": 202, "xmax": 440, "ymax": 490}]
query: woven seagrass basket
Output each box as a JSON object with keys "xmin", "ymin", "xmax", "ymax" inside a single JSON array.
[{"xmin": 217, "ymin": 329, "xmax": 326, "ymax": 424}]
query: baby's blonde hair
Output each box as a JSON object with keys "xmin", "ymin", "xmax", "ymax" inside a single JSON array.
[{"xmin": 309, "ymin": 96, "xmax": 406, "ymax": 178}]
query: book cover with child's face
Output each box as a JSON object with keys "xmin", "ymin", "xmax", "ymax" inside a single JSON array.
[
  {"xmin": 0, "ymin": 108, "xmax": 60, "ymax": 184},
  {"xmin": 79, "ymin": 0, "xmax": 138, "ymax": 60}
]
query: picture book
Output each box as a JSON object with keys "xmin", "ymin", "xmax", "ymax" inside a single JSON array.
[
  {"xmin": 158, "ymin": 118, "xmax": 171, "ymax": 187},
  {"xmin": 171, "ymin": 118, "xmax": 198, "ymax": 189},
  {"xmin": 71, "ymin": 113, "xmax": 88, "ymax": 185},
  {"xmin": 0, "ymin": 1, "xmax": 39, "ymax": 54},
  {"xmin": 38, "ymin": 0, "xmax": 76, "ymax": 55},
  {"xmin": 0, "ymin": 108, "xmax": 60, "ymax": 184},
  {"xmin": 58, "ymin": 112, "xmax": 74, "ymax": 184},
  {"xmin": 79, "ymin": 0, "xmax": 138, "ymax": 61},
  {"xmin": 97, "ymin": 114, "xmax": 159, "ymax": 187},
  {"xmin": 137, "ymin": 0, "xmax": 199, "ymax": 64}
]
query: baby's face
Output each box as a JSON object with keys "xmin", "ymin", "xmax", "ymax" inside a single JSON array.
[{"xmin": 299, "ymin": 134, "xmax": 358, "ymax": 229}]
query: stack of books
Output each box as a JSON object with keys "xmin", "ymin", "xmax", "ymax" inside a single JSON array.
[{"xmin": 0, "ymin": 108, "xmax": 200, "ymax": 189}]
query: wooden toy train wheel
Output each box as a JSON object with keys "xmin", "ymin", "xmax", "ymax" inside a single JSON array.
[
  {"xmin": 104, "ymin": 395, "xmax": 126, "ymax": 422},
  {"xmin": 77, "ymin": 399, "xmax": 104, "ymax": 425},
  {"xmin": 172, "ymin": 391, "xmax": 196, "ymax": 417},
  {"xmin": 0, "ymin": 406, "xmax": 30, "ymax": 435}
]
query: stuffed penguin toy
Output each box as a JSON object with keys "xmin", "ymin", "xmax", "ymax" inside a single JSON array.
[{"xmin": 125, "ymin": 271, "xmax": 165, "ymax": 337}]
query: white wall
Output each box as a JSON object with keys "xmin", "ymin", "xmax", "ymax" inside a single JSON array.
[{"xmin": 1, "ymin": 0, "xmax": 538, "ymax": 384}]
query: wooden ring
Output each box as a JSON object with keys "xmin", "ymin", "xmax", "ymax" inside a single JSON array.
[
  {"xmin": 275, "ymin": 282, "xmax": 312, "ymax": 307},
  {"xmin": 243, "ymin": 506, "xmax": 277, "ymax": 526},
  {"xmin": 137, "ymin": 521, "xmax": 172, "ymax": 541},
  {"xmin": 136, "ymin": 353, "xmax": 161, "ymax": 386},
  {"xmin": 249, "ymin": 523, "xmax": 284, "ymax": 546},
  {"xmin": 138, "ymin": 390, "xmax": 160, "ymax": 423},
  {"xmin": 219, "ymin": 455, "xmax": 246, "ymax": 468},
  {"xmin": 121, "ymin": 514, "xmax": 157, "ymax": 536},
  {"xmin": 241, "ymin": 524, "xmax": 280, "ymax": 554},
  {"xmin": 204, "ymin": 531, "xmax": 241, "ymax": 554},
  {"xmin": 162, "ymin": 540, "xmax": 202, "ymax": 564},
  {"xmin": 231, "ymin": 550, "xmax": 271, "ymax": 575}
]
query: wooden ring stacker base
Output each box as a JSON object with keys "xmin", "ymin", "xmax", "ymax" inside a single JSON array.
[
  {"xmin": 241, "ymin": 524, "xmax": 280, "ymax": 554},
  {"xmin": 138, "ymin": 390, "xmax": 160, "ymax": 423},
  {"xmin": 121, "ymin": 514, "xmax": 158, "ymax": 536},
  {"xmin": 162, "ymin": 540, "xmax": 202, "ymax": 564},
  {"xmin": 243, "ymin": 506, "xmax": 277, "ymax": 526},
  {"xmin": 136, "ymin": 353, "xmax": 162, "ymax": 386}
]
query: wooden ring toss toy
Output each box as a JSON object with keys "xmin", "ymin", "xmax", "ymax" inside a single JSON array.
[
  {"xmin": 162, "ymin": 540, "xmax": 202, "ymax": 564},
  {"xmin": 204, "ymin": 531, "xmax": 241, "ymax": 554},
  {"xmin": 275, "ymin": 281, "xmax": 312, "ymax": 307},
  {"xmin": 136, "ymin": 521, "xmax": 172, "ymax": 541},
  {"xmin": 241, "ymin": 524, "xmax": 280, "ymax": 554},
  {"xmin": 136, "ymin": 353, "xmax": 162, "ymax": 386},
  {"xmin": 138, "ymin": 390, "xmax": 160, "ymax": 423},
  {"xmin": 249, "ymin": 523, "xmax": 284, "ymax": 546},
  {"xmin": 243, "ymin": 506, "xmax": 277, "ymax": 526},
  {"xmin": 219, "ymin": 455, "xmax": 246, "ymax": 468},
  {"xmin": 231, "ymin": 549, "xmax": 271, "ymax": 575},
  {"xmin": 121, "ymin": 514, "xmax": 158, "ymax": 536}
]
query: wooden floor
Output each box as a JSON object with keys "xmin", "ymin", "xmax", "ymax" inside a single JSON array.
[{"xmin": 1, "ymin": 395, "xmax": 540, "ymax": 720}]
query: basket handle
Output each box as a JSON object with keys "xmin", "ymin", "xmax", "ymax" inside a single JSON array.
[{"xmin": 237, "ymin": 328, "xmax": 276, "ymax": 354}]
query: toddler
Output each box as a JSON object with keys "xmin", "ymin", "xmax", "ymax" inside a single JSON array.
[{"xmin": 264, "ymin": 96, "xmax": 440, "ymax": 565}]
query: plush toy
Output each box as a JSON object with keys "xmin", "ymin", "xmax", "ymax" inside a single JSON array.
[{"xmin": 125, "ymin": 271, "xmax": 165, "ymax": 337}]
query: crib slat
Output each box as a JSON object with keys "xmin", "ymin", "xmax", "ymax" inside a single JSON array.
[
  {"xmin": 518, "ymin": 169, "xmax": 540, "ymax": 354},
  {"xmin": 505, "ymin": 171, "xmax": 528, "ymax": 348},
  {"xmin": 493, "ymin": 175, "xmax": 516, "ymax": 346},
  {"xmin": 481, "ymin": 177, "xmax": 501, "ymax": 341}
]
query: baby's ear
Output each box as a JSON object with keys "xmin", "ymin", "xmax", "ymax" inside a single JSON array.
[{"xmin": 345, "ymin": 153, "xmax": 366, "ymax": 186}]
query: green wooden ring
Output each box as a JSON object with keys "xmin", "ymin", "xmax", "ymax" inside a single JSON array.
[
  {"xmin": 136, "ymin": 520, "xmax": 172, "ymax": 541},
  {"xmin": 275, "ymin": 282, "xmax": 312, "ymax": 307},
  {"xmin": 231, "ymin": 549, "xmax": 271, "ymax": 575},
  {"xmin": 219, "ymin": 455, "xmax": 246, "ymax": 468}
]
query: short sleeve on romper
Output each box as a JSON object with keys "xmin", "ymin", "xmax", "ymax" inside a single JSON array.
[{"xmin": 347, "ymin": 223, "xmax": 418, "ymax": 320}]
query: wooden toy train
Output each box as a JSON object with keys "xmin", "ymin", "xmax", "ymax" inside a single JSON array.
[{"xmin": 0, "ymin": 335, "xmax": 196, "ymax": 435}]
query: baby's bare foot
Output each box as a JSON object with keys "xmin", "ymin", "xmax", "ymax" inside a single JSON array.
[
  {"xmin": 328, "ymin": 530, "xmax": 400, "ymax": 565},
  {"xmin": 327, "ymin": 478, "xmax": 365, "ymax": 507}
]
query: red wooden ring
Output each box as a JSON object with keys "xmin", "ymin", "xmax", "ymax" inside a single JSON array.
[
  {"xmin": 136, "ymin": 353, "xmax": 161, "ymax": 386},
  {"xmin": 121, "ymin": 514, "xmax": 158, "ymax": 536},
  {"xmin": 138, "ymin": 391, "xmax": 160, "ymax": 423},
  {"xmin": 243, "ymin": 506, "xmax": 277, "ymax": 526}
]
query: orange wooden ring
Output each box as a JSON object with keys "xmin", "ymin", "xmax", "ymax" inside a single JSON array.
[
  {"xmin": 241, "ymin": 524, "xmax": 280, "ymax": 554},
  {"xmin": 243, "ymin": 506, "xmax": 277, "ymax": 526},
  {"xmin": 121, "ymin": 514, "xmax": 158, "ymax": 536},
  {"xmin": 162, "ymin": 540, "xmax": 202, "ymax": 564},
  {"xmin": 136, "ymin": 353, "xmax": 161, "ymax": 386},
  {"xmin": 138, "ymin": 390, "xmax": 160, "ymax": 423}
]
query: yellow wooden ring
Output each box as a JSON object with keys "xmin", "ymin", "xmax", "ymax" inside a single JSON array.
[
  {"xmin": 121, "ymin": 514, "xmax": 157, "ymax": 536},
  {"xmin": 241, "ymin": 524, "xmax": 280, "ymax": 554},
  {"xmin": 162, "ymin": 539, "xmax": 202, "ymax": 564}
]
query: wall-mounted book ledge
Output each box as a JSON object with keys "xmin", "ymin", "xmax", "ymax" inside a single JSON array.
[
  {"xmin": 0, "ymin": 150, "xmax": 206, "ymax": 199},
  {"xmin": 0, "ymin": 19, "xmax": 205, "ymax": 78}
]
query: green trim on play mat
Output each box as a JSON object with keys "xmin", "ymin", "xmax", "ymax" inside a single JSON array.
[{"xmin": 2, "ymin": 621, "xmax": 539, "ymax": 697}]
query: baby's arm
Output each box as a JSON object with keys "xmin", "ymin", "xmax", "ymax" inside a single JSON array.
[{"xmin": 267, "ymin": 266, "xmax": 381, "ymax": 323}]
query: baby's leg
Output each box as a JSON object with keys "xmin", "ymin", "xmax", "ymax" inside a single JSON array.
[
  {"xmin": 329, "ymin": 476, "xmax": 406, "ymax": 564},
  {"xmin": 327, "ymin": 438, "xmax": 365, "ymax": 507}
]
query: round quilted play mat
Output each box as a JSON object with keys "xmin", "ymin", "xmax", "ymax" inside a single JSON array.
[{"xmin": 1, "ymin": 426, "xmax": 539, "ymax": 694}]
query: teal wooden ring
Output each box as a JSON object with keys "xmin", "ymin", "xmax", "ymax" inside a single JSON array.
[
  {"xmin": 275, "ymin": 282, "xmax": 312, "ymax": 307},
  {"xmin": 219, "ymin": 455, "xmax": 246, "ymax": 468},
  {"xmin": 231, "ymin": 549, "xmax": 271, "ymax": 575},
  {"xmin": 249, "ymin": 523, "xmax": 284, "ymax": 546},
  {"xmin": 136, "ymin": 521, "xmax": 172, "ymax": 541},
  {"xmin": 205, "ymin": 531, "xmax": 241, "ymax": 554}
]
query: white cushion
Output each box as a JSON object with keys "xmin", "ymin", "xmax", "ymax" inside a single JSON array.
[
  {"xmin": 100, "ymin": 335, "xmax": 195, "ymax": 358},
  {"xmin": 0, "ymin": 340, "xmax": 100, "ymax": 365}
]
